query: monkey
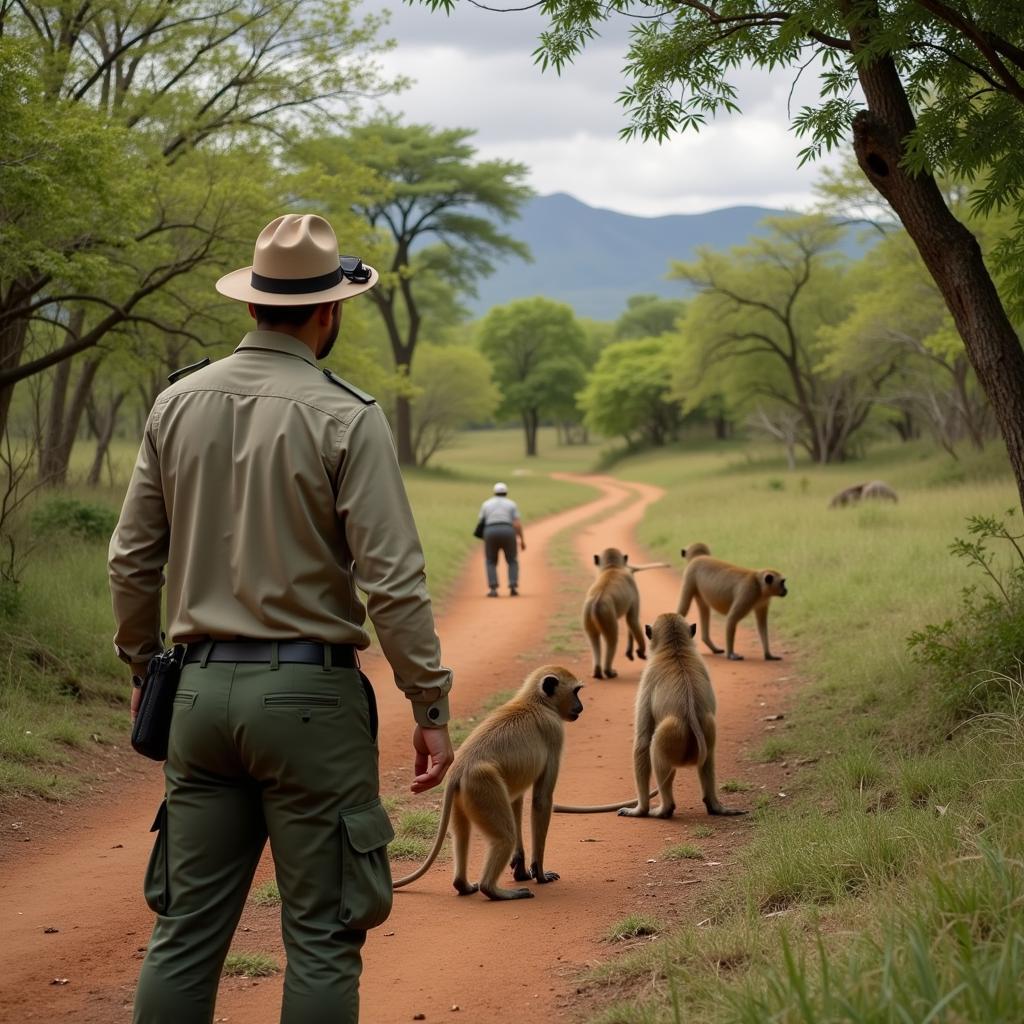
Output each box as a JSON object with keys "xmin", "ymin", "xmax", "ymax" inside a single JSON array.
[
  {"xmin": 582, "ymin": 547, "xmax": 648, "ymax": 679},
  {"xmin": 828, "ymin": 483, "xmax": 866, "ymax": 508},
  {"xmin": 392, "ymin": 666, "xmax": 584, "ymax": 901},
  {"xmin": 678, "ymin": 543, "xmax": 787, "ymax": 661},
  {"xmin": 862, "ymin": 480, "xmax": 899, "ymax": 503},
  {"xmin": 618, "ymin": 613, "xmax": 745, "ymax": 819}
]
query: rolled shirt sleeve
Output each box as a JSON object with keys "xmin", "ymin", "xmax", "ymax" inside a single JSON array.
[
  {"xmin": 108, "ymin": 410, "xmax": 169, "ymax": 672},
  {"xmin": 336, "ymin": 404, "xmax": 452, "ymax": 727}
]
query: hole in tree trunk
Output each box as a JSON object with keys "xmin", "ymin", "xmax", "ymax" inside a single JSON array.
[{"xmin": 866, "ymin": 153, "xmax": 889, "ymax": 177}]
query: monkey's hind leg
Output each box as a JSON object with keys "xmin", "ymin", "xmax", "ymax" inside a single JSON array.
[
  {"xmin": 619, "ymin": 712, "xmax": 655, "ymax": 819},
  {"xmin": 583, "ymin": 604, "xmax": 604, "ymax": 679},
  {"xmin": 698, "ymin": 715, "xmax": 745, "ymax": 817},
  {"xmin": 463, "ymin": 766, "xmax": 533, "ymax": 900},
  {"xmin": 697, "ymin": 595, "xmax": 723, "ymax": 655},
  {"xmin": 756, "ymin": 605, "xmax": 781, "ymax": 661},
  {"xmin": 599, "ymin": 606, "xmax": 619, "ymax": 678},
  {"xmin": 509, "ymin": 795, "xmax": 531, "ymax": 882},
  {"xmin": 626, "ymin": 604, "xmax": 646, "ymax": 662},
  {"xmin": 451, "ymin": 797, "xmax": 479, "ymax": 896},
  {"xmin": 648, "ymin": 717, "xmax": 681, "ymax": 818},
  {"xmin": 725, "ymin": 610, "xmax": 744, "ymax": 661}
]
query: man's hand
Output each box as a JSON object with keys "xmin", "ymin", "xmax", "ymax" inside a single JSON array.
[
  {"xmin": 411, "ymin": 724, "xmax": 454, "ymax": 794},
  {"xmin": 130, "ymin": 675, "xmax": 143, "ymax": 722}
]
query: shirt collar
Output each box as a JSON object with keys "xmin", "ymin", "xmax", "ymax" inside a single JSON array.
[{"xmin": 235, "ymin": 330, "xmax": 318, "ymax": 367}]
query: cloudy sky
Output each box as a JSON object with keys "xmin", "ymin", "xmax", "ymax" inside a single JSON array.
[{"xmin": 373, "ymin": 2, "xmax": 850, "ymax": 217}]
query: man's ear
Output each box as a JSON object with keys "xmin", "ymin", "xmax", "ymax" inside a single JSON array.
[
  {"xmin": 319, "ymin": 301, "xmax": 338, "ymax": 325},
  {"xmin": 247, "ymin": 302, "xmax": 258, "ymax": 322}
]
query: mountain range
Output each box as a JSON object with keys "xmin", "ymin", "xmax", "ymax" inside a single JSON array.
[{"xmin": 468, "ymin": 192, "xmax": 861, "ymax": 321}]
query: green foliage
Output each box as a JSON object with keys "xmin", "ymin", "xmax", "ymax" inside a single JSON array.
[
  {"xmin": 614, "ymin": 294, "xmax": 686, "ymax": 340},
  {"xmin": 410, "ymin": 345, "xmax": 499, "ymax": 466},
  {"xmin": 908, "ymin": 511, "xmax": 1024, "ymax": 721},
  {"xmin": 31, "ymin": 497, "xmax": 117, "ymax": 542},
  {"xmin": 579, "ymin": 337, "xmax": 682, "ymax": 447},
  {"xmin": 477, "ymin": 297, "xmax": 589, "ymax": 456}
]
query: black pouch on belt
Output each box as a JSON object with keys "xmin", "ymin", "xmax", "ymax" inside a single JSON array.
[{"xmin": 131, "ymin": 645, "xmax": 186, "ymax": 761}]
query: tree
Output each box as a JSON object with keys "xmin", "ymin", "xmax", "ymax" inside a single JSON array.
[
  {"xmin": 338, "ymin": 122, "xmax": 531, "ymax": 465},
  {"xmin": 478, "ymin": 298, "xmax": 588, "ymax": 457},
  {"xmin": 579, "ymin": 337, "xmax": 682, "ymax": 447},
  {"xmin": 420, "ymin": 0, "xmax": 1024, "ymax": 506},
  {"xmin": 822, "ymin": 230, "xmax": 995, "ymax": 457},
  {"xmin": 0, "ymin": 0, "xmax": 393, "ymax": 440},
  {"xmin": 672, "ymin": 216, "xmax": 891, "ymax": 463},
  {"xmin": 409, "ymin": 346, "xmax": 499, "ymax": 466},
  {"xmin": 614, "ymin": 294, "xmax": 687, "ymax": 340}
]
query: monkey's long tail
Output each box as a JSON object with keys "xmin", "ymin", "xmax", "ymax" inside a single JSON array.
[
  {"xmin": 553, "ymin": 788, "xmax": 659, "ymax": 814},
  {"xmin": 685, "ymin": 683, "xmax": 708, "ymax": 768},
  {"xmin": 629, "ymin": 562, "xmax": 672, "ymax": 573},
  {"xmin": 392, "ymin": 780, "xmax": 456, "ymax": 889}
]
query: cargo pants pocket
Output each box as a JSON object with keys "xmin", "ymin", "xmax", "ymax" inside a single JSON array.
[
  {"xmin": 143, "ymin": 799, "xmax": 169, "ymax": 914},
  {"xmin": 339, "ymin": 798, "xmax": 394, "ymax": 930}
]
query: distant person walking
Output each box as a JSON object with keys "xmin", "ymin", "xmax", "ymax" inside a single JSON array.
[{"xmin": 479, "ymin": 482, "xmax": 525, "ymax": 597}]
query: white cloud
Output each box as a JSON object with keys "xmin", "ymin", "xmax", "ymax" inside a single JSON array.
[{"xmin": 373, "ymin": 3, "xmax": 855, "ymax": 216}]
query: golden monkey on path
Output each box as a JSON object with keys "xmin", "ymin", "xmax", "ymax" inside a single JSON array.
[
  {"xmin": 582, "ymin": 547, "xmax": 652, "ymax": 679},
  {"xmin": 619, "ymin": 613, "xmax": 745, "ymax": 819},
  {"xmin": 392, "ymin": 667, "xmax": 583, "ymax": 901},
  {"xmin": 679, "ymin": 543, "xmax": 787, "ymax": 661}
]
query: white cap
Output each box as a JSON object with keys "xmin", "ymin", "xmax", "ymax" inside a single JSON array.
[{"xmin": 493, "ymin": 482, "xmax": 508, "ymax": 495}]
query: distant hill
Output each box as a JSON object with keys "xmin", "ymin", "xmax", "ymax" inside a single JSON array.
[{"xmin": 469, "ymin": 193, "xmax": 863, "ymax": 321}]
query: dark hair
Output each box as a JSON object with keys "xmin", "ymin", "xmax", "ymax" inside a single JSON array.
[{"xmin": 252, "ymin": 303, "xmax": 319, "ymax": 328}]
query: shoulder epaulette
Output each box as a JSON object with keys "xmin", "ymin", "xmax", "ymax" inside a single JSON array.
[
  {"xmin": 323, "ymin": 369, "xmax": 376, "ymax": 405},
  {"xmin": 167, "ymin": 357, "xmax": 212, "ymax": 384}
]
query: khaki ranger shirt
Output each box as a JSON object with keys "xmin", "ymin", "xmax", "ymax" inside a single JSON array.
[{"xmin": 108, "ymin": 330, "xmax": 452, "ymax": 727}]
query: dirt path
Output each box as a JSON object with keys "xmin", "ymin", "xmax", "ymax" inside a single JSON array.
[{"xmin": 0, "ymin": 474, "xmax": 792, "ymax": 1023}]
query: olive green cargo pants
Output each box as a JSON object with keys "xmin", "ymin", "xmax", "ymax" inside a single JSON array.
[{"xmin": 133, "ymin": 661, "xmax": 395, "ymax": 1024}]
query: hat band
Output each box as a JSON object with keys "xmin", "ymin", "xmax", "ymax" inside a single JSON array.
[{"xmin": 250, "ymin": 266, "xmax": 344, "ymax": 295}]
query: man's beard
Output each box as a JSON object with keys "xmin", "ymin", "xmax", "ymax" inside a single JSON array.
[{"xmin": 318, "ymin": 306, "xmax": 341, "ymax": 360}]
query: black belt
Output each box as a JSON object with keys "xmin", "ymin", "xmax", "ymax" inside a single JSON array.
[{"xmin": 183, "ymin": 640, "xmax": 358, "ymax": 668}]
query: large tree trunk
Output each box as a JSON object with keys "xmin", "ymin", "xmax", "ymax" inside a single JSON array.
[
  {"xmin": 847, "ymin": 16, "xmax": 1024, "ymax": 509},
  {"xmin": 39, "ymin": 343, "xmax": 99, "ymax": 487},
  {"xmin": 394, "ymin": 393, "xmax": 415, "ymax": 466},
  {"xmin": 0, "ymin": 285, "xmax": 31, "ymax": 441},
  {"xmin": 523, "ymin": 409, "xmax": 539, "ymax": 456}
]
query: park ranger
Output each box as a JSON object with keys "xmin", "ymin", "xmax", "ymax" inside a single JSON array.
[{"xmin": 109, "ymin": 213, "xmax": 454, "ymax": 1024}]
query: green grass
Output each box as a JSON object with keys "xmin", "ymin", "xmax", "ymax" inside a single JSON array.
[
  {"xmin": 221, "ymin": 952, "xmax": 280, "ymax": 977},
  {"xmin": 581, "ymin": 437, "xmax": 1024, "ymax": 1024},
  {"xmin": 249, "ymin": 880, "xmax": 281, "ymax": 907},
  {"xmin": 721, "ymin": 779, "xmax": 753, "ymax": 793},
  {"xmin": 662, "ymin": 843, "xmax": 704, "ymax": 861},
  {"xmin": 607, "ymin": 915, "xmax": 661, "ymax": 942},
  {"xmin": 692, "ymin": 824, "xmax": 715, "ymax": 838}
]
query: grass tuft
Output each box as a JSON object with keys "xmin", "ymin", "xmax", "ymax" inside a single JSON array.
[
  {"xmin": 607, "ymin": 915, "xmax": 660, "ymax": 942},
  {"xmin": 721, "ymin": 779, "xmax": 752, "ymax": 793},
  {"xmin": 249, "ymin": 881, "xmax": 281, "ymax": 907},
  {"xmin": 222, "ymin": 952, "xmax": 279, "ymax": 978},
  {"xmin": 662, "ymin": 842, "xmax": 704, "ymax": 861}
]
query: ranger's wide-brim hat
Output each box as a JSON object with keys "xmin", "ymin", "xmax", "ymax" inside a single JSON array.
[{"xmin": 216, "ymin": 214, "xmax": 378, "ymax": 306}]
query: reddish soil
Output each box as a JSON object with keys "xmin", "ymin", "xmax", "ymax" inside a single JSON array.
[{"xmin": 0, "ymin": 474, "xmax": 793, "ymax": 1023}]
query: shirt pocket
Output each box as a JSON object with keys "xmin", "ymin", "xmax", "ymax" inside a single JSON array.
[{"xmin": 338, "ymin": 798, "xmax": 395, "ymax": 931}]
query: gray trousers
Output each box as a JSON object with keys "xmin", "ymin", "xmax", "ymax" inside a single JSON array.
[
  {"xmin": 484, "ymin": 524, "xmax": 518, "ymax": 589},
  {"xmin": 133, "ymin": 661, "xmax": 392, "ymax": 1024}
]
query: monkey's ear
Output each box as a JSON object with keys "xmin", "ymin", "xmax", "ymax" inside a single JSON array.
[
  {"xmin": 680, "ymin": 548, "xmax": 686, "ymax": 558},
  {"xmin": 644, "ymin": 624, "xmax": 652, "ymax": 640},
  {"xmin": 593, "ymin": 554, "xmax": 600, "ymax": 566},
  {"xmin": 765, "ymin": 573, "xmax": 775, "ymax": 584},
  {"xmin": 623, "ymin": 554, "xmax": 629, "ymax": 563},
  {"xmin": 541, "ymin": 674, "xmax": 559, "ymax": 697},
  {"xmin": 690, "ymin": 623, "xmax": 697, "ymax": 638}
]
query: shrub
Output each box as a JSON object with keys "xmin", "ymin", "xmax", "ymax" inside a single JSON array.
[
  {"xmin": 908, "ymin": 511, "xmax": 1024, "ymax": 721},
  {"xmin": 31, "ymin": 497, "xmax": 117, "ymax": 542}
]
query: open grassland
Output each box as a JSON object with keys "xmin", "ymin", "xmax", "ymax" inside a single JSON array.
[
  {"xmin": 583, "ymin": 439, "xmax": 1024, "ymax": 1023},
  {"xmin": 0, "ymin": 430, "xmax": 594, "ymax": 800}
]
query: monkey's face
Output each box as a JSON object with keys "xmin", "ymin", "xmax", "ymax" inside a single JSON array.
[
  {"xmin": 540, "ymin": 669, "xmax": 584, "ymax": 721},
  {"xmin": 762, "ymin": 571, "xmax": 787, "ymax": 597}
]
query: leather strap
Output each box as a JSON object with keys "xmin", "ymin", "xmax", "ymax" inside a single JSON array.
[{"xmin": 183, "ymin": 640, "xmax": 357, "ymax": 667}]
